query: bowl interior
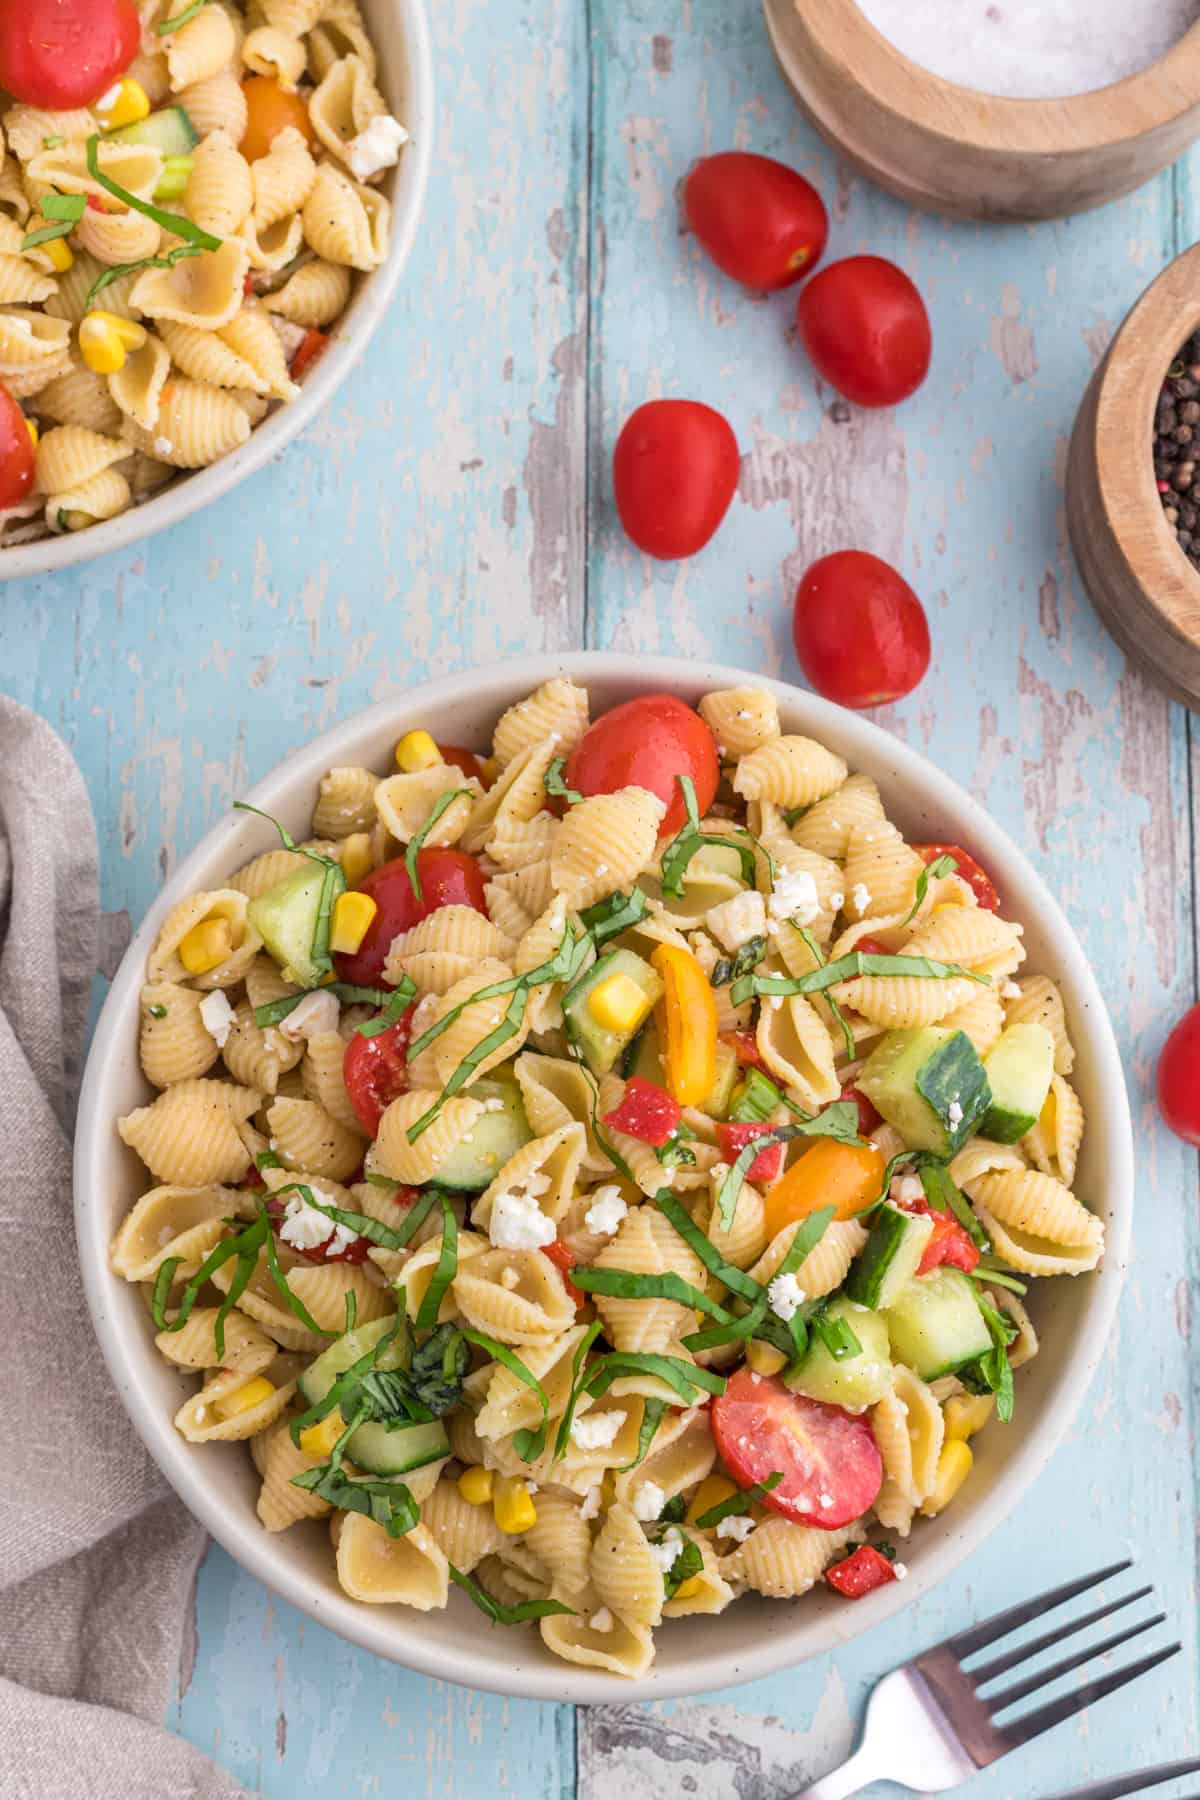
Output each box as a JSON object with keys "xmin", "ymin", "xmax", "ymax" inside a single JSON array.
[{"xmin": 75, "ymin": 654, "xmax": 1132, "ymax": 1702}]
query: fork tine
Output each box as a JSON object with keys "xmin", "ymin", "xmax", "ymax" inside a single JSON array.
[
  {"xmin": 984, "ymin": 1611, "xmax": 1165, "ymax": 1712},
  {"xmin": 1000, "ymin": 1641, "xmax": 1181, "ymax": 1750},
  {"xmin": 970, "ymin": 1584, "xmax": 1153, "ymax": 1684},
  {"xmin": 1042, "ymin": 1758, "xmax": 1200, "ymax": 1800},
  {"xmin": 945, "ymin": 1559, "xmax": 1133, "ymax": 1659}
]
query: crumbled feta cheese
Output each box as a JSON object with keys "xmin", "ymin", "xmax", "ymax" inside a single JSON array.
[
  {"xmin": 279, "ymin": 1186, "xmax": 357, "ymax": 1256},
  {"xmin": 588, "ymin": 1608, "xmax": 614, "ymax": 1633},
  {"xmin": 648, "ymin": 1527, "xmax": 684, "ymax": 1574},
  {"xmin": 892, "ymin": 1560, "xmax": 908, "ymax": 1581},
  {"xmin": 571, "ymin": 1408, "xmax": 626, "ymax": 1451},
  {"xmin": 584, "ymin": 1184, "xmax": 628, "ymax": 1237},
  {"xmin": 346, "ymin": 112, "xmax": 409, "ymax": 181},
  {"xmin": 279, "ymin": 988, "xmax": 340, "ymax": 1041},
  {"xmin": 830, "ymin": 891, "xmax": 845, "ymax": 911},
  {"xmin": 767, "ymin": 1271, "xmax": 806, "ymax": 1321},
  {"xmin": 851, "ymin": 882, "xmax": 872, "ymax": 915},
  {"xmin": 768, "ymin": 868, "xmax": 820, "ymax": 925},
  {"xmin": 499, "ymin": 1265, "xmax": 519, "ymax": 1289},
  {"xmin": 580, "ymin": 1484, "xmax": 602, "ymax": 1521},
  {"xmin": 631, "ymin": 1480, "xmax": 665, "ymax": 1521},
  {"xmin": 482, "ymin": 1096, "xmax": 506, "ymax": 1112},
  {"xmin": 947, "ymin": 1099, "xmax": 964, "ymax": 1128},
  {"xmin": 488, "ymin": 1173, "xmax": 555, "ymax": 1250},
  {"xmin": 198, "ymin": 989, "xmax": 236, "ymax": 1049},
  {"xmin": 766, "ymin": 994, "xmax": 783, "ymax": 1011},
  {"xmin": 269, "ymin": 315, "xmax": 308, "ymax": 361},
  {"xmin": 705, "ymin": 889, "xmax": 767, "ymax": 953},
  {"xmin": 715, "ymin": 1513, "xmax": 756, "ymax": 1543},
  {"xmin": 1001, "ymin": 979, "xmax": 1022, "ymax": 1000},
  {"xmin": 890, "ymin": 1174, "xmax": 925, "ymax": 1206},
  {"xmin": 818, "ymin": 1492, "xmax": 834, "ymax": 1510},
  {"xmin": 96, "ymin": 83, "xmax": 123, "ymax": 112},
  {"xmin": 153, "ymin": 436, "xmax": 173, "ymax": 457}
]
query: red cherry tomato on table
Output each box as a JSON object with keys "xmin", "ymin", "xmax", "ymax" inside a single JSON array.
[
  {"xmin": 710, "ymin": 1368, "xmax": 883, "ymax": 1529},
  {"xmin": 542, "ymin": 1237, "xmax": 585, "ymax": 1308},
  {"xmin": 1158, "ymin": 1004, "xmax": 1200, "ymax": 1146},
  {"xmin": 793, "ymin": 551, "xmax": 930, "ymax": 708},
  {"xmin": 563, "ymin": 693, "xmax": 718, "ymax": 837},
  {"xmin": 825, "ymin": 1544, "xmax": 898, "ymax": 1599},
  {"xmin": 912, "ymin": 843, "xmax": 1001, "ymax": 914},
  {"xmin": 343, "ymin": 1017, "xmax": 411, "ymax": 1137},
  {"xmin": 796, "ymin": 256, "xmax": 932, "ymax": 408},
  {"xmin": 0, "ymin": 0, "xmax": 140, "ymax": 108},
  {"xmin": 333, "ymin": 848, "xmax": 488, "ymax": 986},
  {"xmin": 683, "ymin": 152, "xmax": 828, "ymax": 291},
  {"xmin": 0, "ymin": 383, "xmax": 35, "ymax": 510},
  {"xmin": 612, "ymin": 400, "xmax": 739, "ymax": 560}
]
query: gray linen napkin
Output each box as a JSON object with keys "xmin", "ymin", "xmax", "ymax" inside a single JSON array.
[{"xmin": 0, "ymin": 696, "xmax": 251, "ymax": 1800}]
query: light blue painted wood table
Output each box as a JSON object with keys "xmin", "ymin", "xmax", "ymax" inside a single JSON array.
[{"xmin": 2, "ymin": 0, "xmax": 1198, "ymax": 1793}]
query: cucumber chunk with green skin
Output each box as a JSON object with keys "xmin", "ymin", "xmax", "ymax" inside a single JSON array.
[
  {"xmin": 247, "ymin": 862, "xmax": 335, "ymax": 988},
  {"xmin": 884, "ymin": 1267, "xmax": 992, "ymax": 1380},
  {"xmin": 785, "ymin": 1297, "xmax": 893, "ymax": 1408},
  {"xmin": 858, "ymin": 1027, "xmax": 991, "ymax": 1156},
  {"xmin": 701, "ymin": 1036, "xmax": 739, "ymax": 1119},
  {"xmin": 980, "ymin": 1022, "xmax": 1056, "ymax": 1143},
  {"xmin": 296, "ymin": 1318, "xmax": 449, "ymax": 1477},
  {"xmin": 624, "ymin": 1019, "xmax": 664, "ymax": 1085},
  {"xmin": 562, "ymin": 947, "xmax": 663, "ymax": 1076},
  {"xmin": 845, "ymin": 1203, "xmax": 935, "ymax": 1310},
  {"xmin": 728, "ymin": 1067, "xmax": 784, "ymax": 1123},
  {"xmin": 105, "ymin": 105, "xmax": 199, "ymax": 156},
  {"xmin": 427, "ymin": 1075, "xmax": 531, "ymax": 1190}
]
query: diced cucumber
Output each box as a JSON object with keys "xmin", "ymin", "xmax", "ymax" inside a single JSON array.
[
  {"xmin": 298, "ymin": 1316, "xmax": 404, "ymax": 1407},
  {"xmin": 846, "ymin": 1203, "xmax": 935, "ymax": 1310},
  {"xmin": 106, "ymin": 105, "xmax": 199, "ymax": 157},
  {"xmin": 728, "ymin": 1067, "xmax": 783, "ymax": 1123},
  {"xmin": 562, "ymin": 947, "xmax": 663, "ymax": 1076},
  {"xmin": 296, "ymin": 1317, "xmax": 448, "ymax": 1477},
  {"xmin": 884, "ymin": 1268, "xmax": 992, "ymax": 1380},
  {"xmin": 786, "ymin": 1297, "xmax": 893, "ymax": 1409},
  {"xmin": 858, "ymin": 1027, "xmax": 991, "ymax": 1156},
  {"xmin": 428, "ymin": 1075, "xmax": 531, "ymax": 1191},
  {"xmin": 981, "ymin": 1023, "xmax": 1056, "ymax": 1143},
  {"xmin": 247, "ymin": 862, "xmax": 332, "ymax": 988},
  {"xmin": 701, "ymin": 1036, "xmax": 739, "ymax": 1118},
  {"xmin": 623, "ymin": 1020, "xmax": 665, "ymax": 1085}
]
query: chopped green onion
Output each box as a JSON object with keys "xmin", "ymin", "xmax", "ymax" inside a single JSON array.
[
  {"xmin": 86, "ymin": 133, "xmax": 220, "ymax": 250},
  {"xmin": 146, "ymin": 1002, "xmax": 169, "ymax": 1019},
  {"xmin": 808, "ymin": 1304, "xmax": 862, "ymax": 1361},
  {"xmin": 405, "ymin": 788, "xmax": 472, "ymax": 903},
  {"xmin": 693, "ymin": 1472, "xmax": 783, "ymax": 1530},
  {"xmin": 727, "ymin": 1067, "xmax": 784, "ymax": 1124}
]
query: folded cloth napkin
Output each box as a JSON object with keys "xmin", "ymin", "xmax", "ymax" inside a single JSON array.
[{"xmin": 0, "ymin": 697, "xmax": 251, "ymax": 1800}]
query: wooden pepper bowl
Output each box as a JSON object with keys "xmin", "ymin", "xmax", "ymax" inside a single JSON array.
[
  {"xmin": 1066, "ymin": 244, "xmax": 1200, "ymax": 710},
  {"xmin": 763, "ymin": 0, "xmax": 1200, "ymax": 222}
]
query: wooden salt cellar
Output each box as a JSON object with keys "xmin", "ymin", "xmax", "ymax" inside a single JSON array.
[{"xmin": 763, "ymin": 0, "xmax": 1200, "ymax": 222}]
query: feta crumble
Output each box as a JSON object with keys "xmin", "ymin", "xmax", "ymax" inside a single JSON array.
[
  {"xmin": 279, "ymin": 1186, "xmax": 357, "ymax": 1256},
  {"xmin": 850, "ymin": 882, "xmax": 872, "ymax": 915},
  {"xmin": 488, "ymin": 1173, "xmax": 555, "ymax": 1250},
  {"xmin": 278, "ymin": 988, "xmax": 340, "ymax": 1041},
  {"xmin": 571, "ymin": 1408, "xmax": 625, "ymax": 1451},
  {"xmin": 892, "ymin": 1560, "xmax": 909, "ymax": 1581},
  {"xmin": 947, "ymin": 1099, "xmax": 964, "ymax": 1128},
  {"xmin": 579, "ymin": 1484, "xmax": 602, "ymax": 1521},
  {"xmin": 346, "ymin": 113, "xmax": 409, "ymax": 182},
  {"xmin": 153, "ymin": 436, "xmax": 173, "ymax": 457},
  {"xmin": 890, "ymin": 1174, "xmax": 925, "ymax": 1207},
  {"xmin": 198, "ymin": 989, "xmax": 236, "ymax": 1049},
  {"xmin": 631, "ymin": 1480, "xmax": 665, "ymax": 1522},
  {"xmin": 715, "ymin": 1513, "xmax": 756, "ymax": 1543},
  {"xmin": 768, "ymin": 868, "xmax": 820, "ymax": 925},
  {"xmin": 705, "ymin": 889, "xmax": 767, "ymax": 953},
  {"xmin": 1001, "ymin": 979, "xmax": 1022, "ymax": 1000},
  {"xmin": 588, "ymin": 1607, "xmax": 614, "ymax": 1633},
  {"xmin": 647, "ymin": 1527, "xmax": 684, "ymax": 1574},
  {"xmin": 767, "ymin": 1270, "xmax": 806, "ymax": 1321},
  {"xmin": 584, "ymin": 1184, "xmax": 628, "ymax": 1237}
]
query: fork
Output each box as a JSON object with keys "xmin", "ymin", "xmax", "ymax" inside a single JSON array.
[
  {"xmin": 788, "ymin": 1559, "xmax": 1181, "ymax": 1799},
  {"xmin": 1044, "ymin": 1762, "xmax": 1200, "ymax": 1799}
]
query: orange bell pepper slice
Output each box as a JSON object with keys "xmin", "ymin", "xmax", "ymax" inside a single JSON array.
[
  {"xmin": 763, "ymin": 1137, "xmax": 884, "ymax": 1240},
  {"xmin": 651, "ymin": 942, "xmax": 717, "ymax": 1107}
]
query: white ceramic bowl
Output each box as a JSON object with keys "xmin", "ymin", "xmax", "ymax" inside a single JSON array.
[
  {"xmin": 75, "ymin": 654, "xmax": 1133, "ymax": 1702},
  {"xmin": 0, "ymin": 0, "xmax": 433, "ymax": 583}
]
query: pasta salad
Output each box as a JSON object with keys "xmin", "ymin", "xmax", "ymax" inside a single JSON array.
[
  {"xmin": 0, "ymin": 0, "xmax": 405, "ymax": 543},
  {"xmin": 109, "ymin": 680, "xmax": 1102, "ymax": 1678}
]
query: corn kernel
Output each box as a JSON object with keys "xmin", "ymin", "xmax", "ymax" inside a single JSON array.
[
  {"xmin": 25, "ymin": 418, "xmax": 38, "ymax": 450},
  {"xmin": 330, "ymin": 889, "xmax": 377, "ymax": 955},
  {"xmin": 214, "ymin": 1376, "xmax": 275, "ymax": 1420},
  {"xmin": 480, "ymin": 755, "xmax": 499, "ymax": 786},
  {"xmin": 943, "ymin": 1393, "xmax": 994, "ymax": 1443},
  {"xmin": 395, "ymin": 729, "xmax": 440, "ymax": 773},
  {"xmin": 745, "ymin": 1340, "xmax": 788, "ymax": 1377},
  {"xmin": 457, "ymin": 1465, "xmax": 494, "ymax": 1506},
  {"xmin": 920, "ymin": 1440, "xmax": 974, "ymax": 1517},
  {"xmin": 686, "ymin": 1474, "xmax": 737, "ymax": 1525},
  {"xmin": 41, "ymin": 234, "xmax": 74, "ymax": 272},
  {"xmin": 493, "ymin": 1475, "xmax": 537, "ymax": 1534},
  {"xmin": 339, "ymin": 830, "xmax": 373, "ymax": 888},
  {"xmin": 78, "ymin": 310, "xmax": 146, "ymax": 374},
  {"xmin": 672, "ymin": 1575, "xmax": 705, "ymax": 1600},
  {"xmin": 587, "ymin": 970, "xmax": 651, "ymax": 1034},
  {"xmin": 178, "ymin": 917, "xmax": 232, "ymax": 974},
  {"xmin": 95, "ymin": 77, "xmax": 151, "ymax": 131},
  {"xmin": 298, "ymin": 1408, "xmax": 346, "ymax": 1458}
]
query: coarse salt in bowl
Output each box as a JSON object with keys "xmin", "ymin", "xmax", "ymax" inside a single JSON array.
[{"xmin": 74, "ymin": 653, "xmax": 1133, "ymax": 1702}]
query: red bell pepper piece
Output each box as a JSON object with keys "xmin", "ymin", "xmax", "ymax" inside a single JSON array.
[
  {"xmin": 603, "ymin": 1075, "xmax": 681, "ymax": 1147},
  {"xmin": 716, "ymin": 1120, "xmax": 784, "ymax": 1183},
  {"xmin": 825, "ymin": 1544, "xmax": 899, "ymax": 1599}
]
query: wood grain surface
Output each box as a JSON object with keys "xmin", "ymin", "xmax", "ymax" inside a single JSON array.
[{"xmin": 1, "ymin": 0, "xmax": 1197, "ymax": 1794}]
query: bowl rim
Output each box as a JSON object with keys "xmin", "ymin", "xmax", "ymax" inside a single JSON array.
[
  {"xmin": 74, "ymin": 652, "xmax": 1134, "ymax": 1703},
  {"xmin": 0, "ymin": 0, "xmax": 434, "ymax": 584}
]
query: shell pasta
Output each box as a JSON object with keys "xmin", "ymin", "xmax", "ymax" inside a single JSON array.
[{"xmin": 109, "ymin": 681, "xmax": 1103, "ymax": 1675}]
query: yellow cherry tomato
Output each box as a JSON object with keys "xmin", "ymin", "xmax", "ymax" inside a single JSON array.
[
  {"xmin": 762, "ymin": 1137, "xmax": 884, "ymax": 1240},
  {"xmin": 651, "ymin": 941, "xmax": 717, "ymax": 1106}
]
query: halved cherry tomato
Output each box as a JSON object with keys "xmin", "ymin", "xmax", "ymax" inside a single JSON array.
[
  {"xmin": 343, "ymin": 1017, "xmax": 411, "ymax": 1136},
  {"xmin": 1158, "ymin": 1004, "xmax": 1200, "ymax": 1146},
  {"xmin": 612, "ymin": 399, "xmax": 739, "ymax": 560},
  {"xmin": 711, "ymin": 1369, "xmax": 883, "ymax": 1529},
  {"xmin": 840, "ymin": 1083, "xmax": 881, "ymax": 1135},
  {"xmin": 265, "ymin": 1195, "xmax": 371, "ymax": 1264},
  {"xmin": 722, "ymin": 1028, "xmax": 771, "ymax": 1074},
  {"xmin": 0, "ymin": 383, "xmax": 35, "ymax": 510},
  {"xmin": 684, "ymin": 151, "xmax": 828, "ymax": 290},
  {"xmin": 763, "ymin": 1138, "xmax": 883, "ymax": 1240},
  {"xmin": 913, "ymin": 843, "xmax": 1000, "ymax": 914},
  {"xmin": 796, "ymin": 256, "xmax": 931, "ymax": 408},
  {"xmin": 334, "ymin": 848, "xmax": 488, "ymax": 986},
  {"xmin": 240, "ymin": 75, "xmax": 318, "ymax": 162},
  {"xmin": 603, "ymin": 1076, "xmax": 681, "ymax": 1147},
  {"xmin": 542, "ymin": 1237, "xmax": 585, "ymax": 1308},
  {"xmin": 853, "ymin": 937, "xmax": 889, "ymax": 957},
  {"xmin": 0, "ymin": 0, "xmax": 139, "ymax": 108},
  {"xmin": 439, "ymin": 744, "xmax": 488, "ymax": 784},
  {"xmin": 825, "ymin": 1544, "xmax": 898, "ymax": 1598},
  {"xmin": 653, "ymin": 941, "xmax": 718, "ymax": 1106},
  {"xmin": 893, "ymin": 1187, "xmax": 980, "ymax": 1274},
  {"xmin": 564, "ymin": 693, "xmax": 718, "ymax": 837},
  {"xmin": 715, "ymin": 1121, "xmax": 783, "ymax": 1183},
  {"xmin": 290, "ymin": 328, "xmax": 328, "ymax": 380},
  {"xmin": 793, "ymin": 551, "xmax": 930, "ymax": 708}
]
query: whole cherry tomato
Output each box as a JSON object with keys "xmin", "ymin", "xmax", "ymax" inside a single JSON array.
[
  {"xmin": 612, "ymin": 399, "xmax": 739, "ymax": 560},
  {"xmin": 793, "ymin": 550, "xmax": 930, "ymax": 708},
  {"xmin": 563, "ymin": 692, "xmax": 719, "ymax": 836},
  {"xmin": 334, "ymin": 848, "xmax": 488, "ymax": 986},
  {"xmin": 0, "ymin": 383, "xmax": 35, "ymax": 510},
  {"xmin": 0, "ymin": 0, "xmax": 139, "ymax": 108},
  {"xmin": 684, "ymin": 151, "xmax": 828, "ymax": 290},
  {"xmin": 343, "ymin": 1016, "xmax": 411, "ymax": 1136},
  {"xmin": 796, "ymin": 256, "xmax": 931, "ymax": 408},
  {"xmin": 711, "ymin": 1368, "xmax": 883, "ymax": 1529},
  {"xmin": 240, "ymin": 75, "xmax": 319, "ymax": 161},
  {"xmin": 912, "ymin": 843, "xmax": 1001, "ymax": 914},
  {"xmin": 1158, "ymin": 1004, "xmax": 1200, "ymax": 1146}
]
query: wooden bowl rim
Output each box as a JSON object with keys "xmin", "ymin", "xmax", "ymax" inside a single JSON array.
[
  {"xmin": 780, "ymin": 0, "xmax": 1200, "ymax": 152},
  {"xmin": 1093, "ymin": 241, "xmax": 1200, "ymax": 637}
]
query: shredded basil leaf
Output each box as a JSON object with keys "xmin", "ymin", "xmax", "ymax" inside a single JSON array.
[
  {"xmin": 270, "ymin": 1180, "xmax": 415, "ymax": 1252},
  {"xmin": 715, "ymin": 1102, "xmax": 862, "ymax": 1230},
  {"xmin": 459, "ymin": 1329, "xmax": 550, "ymax": 1461},
  {"xmin": 653, "ymin": 1191, "xmax": 761, "ymax": 1305},
  {"xmin": 580, "ymin": 886, "xmax": 648, "ymax": 947},
  {"xmin": 662, "ymin": 1531, "xmax": 704, "ymax": 1597},
  {"xmin": 292, "ymin": 1466, "xmax": 419, "ymax": 1536},
  {"xmin": 808, "ymin": 1303, "xmax": 862, "ymax": 1362},
  {"xmin": 353, "ymin": 977, "xmax": 417, "ymax": 1038},
  {"xmin": 156, "ymin": 0, "xmax": 211, "ymax": 31},
  {"xmin": 86, "ymin": 133, "xmax": 220, "ymax": 250},
  {"xmin": 405, "ymin": 788, "xmax": 472, "ymax": 903},
  {"xmin": 86, "ymin": 242, "xmax": 201, "ymax": 310},
  {"xmin": 253, "ymin": 977, "xmax": 414, "ymax": 1030},
  {"xmin": 261, "ymin": 1206, "xmax": 336, "ymax": 1340},
  {"xmin": 572, "ymin": 1265, "xmax": 736, "ymax": 1324},
  {"xmin": 582, "ymin": 1351, "xmax": 726, "ymax": 1405},
  {"xmin": 710, "ymin": 934, "xmax": 766, "ymax": 989},
  {"xmin": 448, "ymin": 1563, "xmax": 576, "ymax": 1625},
  {"xmin": 682, "ymin": 1205, "xmax": 833, "ymax": 1356},
  {"xmin": 414, "ymin": 1193, "xmax": 459, "ymax": 1329},
  {"xmin": 659, "ymin": 1494, "xmax": 688, "ymax": 1525},
  {"xmin": 919, "ymin": 1162, "xmax": 990, "ymax": 1252},
  {"xmin": 731, "ymin": 951, "xmax": 986, "ymax": 1008},
  {"xmin": 150, "ymin": 1256, "xmax": 182, "ymax": 1329},
  {"xmin": 619, "ymin": 1395, "xmax": 668, "ymax": 1472},
  {"xmin": 552, "ymin": 1320, "xmax": 606, "ymax": 1461},
  {"xmin": 693, "ymin": 1472, "xmax": 783, "ymax": 1530},
  {"xmin": 408, "ymin": 1321, "xmax": 471, "ymax": 1416},
  {"xmin": 797, "ymin": 925, "xmax": 857, "ymax": 1063},
  {"xmin": 965, "ymin": 1291, "xmax": 1018, "ymax": 1422},
  {"xmin": 659, "ymin": 776, "xmax": 758, "ymax": 898},
  {"xmin": 970, "ymin": 1264, "xmax": 1027, "ymax": 1295},
  {"xmin": 343, "ymin": 1289, "xmax": 357, "ymax": 1333},
  {"xmin": 544, "ymin": 755, "xmax": 583, "ymax": 805},
  {"xmin": 901, "ymin": 853, "xmax": 958, "ymax": 926},
  {"xmin": 155, "ymin": 1212, "xmax": 269, "ymax": 1360}
]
